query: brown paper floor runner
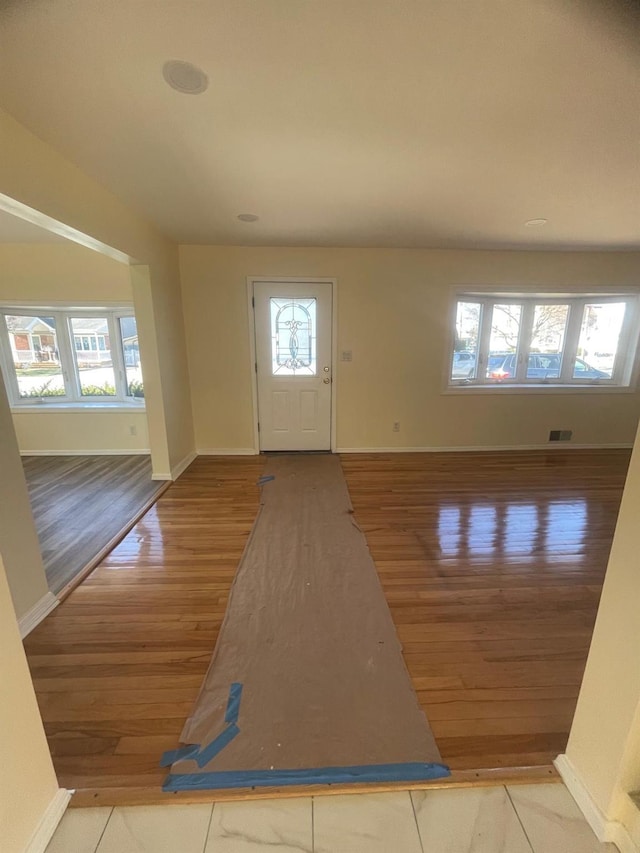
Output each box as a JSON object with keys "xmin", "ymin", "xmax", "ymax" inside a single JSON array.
[{"xmin": 163, "ymin": 454, "xmax": 448, "ymax": 790}]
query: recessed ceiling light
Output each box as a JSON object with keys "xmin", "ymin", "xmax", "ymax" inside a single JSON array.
[
  {"xmin": 237, "ymin": 213, "xmax": 259, "ymax": 222},
  {"xmin": 162, "ymin": 60, "xmax": 208, "ymax": 95},
  {"xmin": 524, "ymin": 218, "xmax": 548, "ymax": 227}
]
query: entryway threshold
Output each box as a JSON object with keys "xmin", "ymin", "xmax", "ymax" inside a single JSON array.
[{"xmin": 70, "ymin": 764, "xmax": 559, "ymax": 808}]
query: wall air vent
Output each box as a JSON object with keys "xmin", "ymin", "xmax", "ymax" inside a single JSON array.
[{"xmin": 549, "ymin": 430, "xmax": 573, "ymax": 442}]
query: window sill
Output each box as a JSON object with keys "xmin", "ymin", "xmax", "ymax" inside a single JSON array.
[
  {"xmin": 10, "ymin": 401, "xmax": 146, "ymax": 414},
  {"xmin": 444, "ymin": 383, "xmax": 636, "ymax": 396}
]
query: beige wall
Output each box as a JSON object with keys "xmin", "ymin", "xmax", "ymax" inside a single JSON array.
[
  {"xmin": 566, "ymin": 416, "xmax": 640, "ymax": 837},
  {"xmin": 0, "ymin": 553, "xmax": 60, "ymax": 853},
  {"xmin": 180, "ymin": 246, "xmax": 640, "ymax": 451},
  {"xmin": 0, "ymin": 241, "xmax": 132, "ymax": 300},
  {"xmin": 0, "ymin": 242, "xmax": 151, "ymax": 453},
  {"xmin": 13, "ymin": 410, "xmax": 149, "ymax": 454},
  {"xmin": 0, "ymin": 370, "xmax": 49, "ymax": 617},
  {"xmin": 0, "ymin": 107, "xmax": 194, "ymax": 474}
]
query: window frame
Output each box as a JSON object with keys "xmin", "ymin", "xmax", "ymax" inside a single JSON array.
[
  {"xmin": 0, "ymin": 304, "xmax": 144, "ymax": 408},
  {"xmin": 446, "ymin": 291, "xmax": 640, "ymax": 393}
]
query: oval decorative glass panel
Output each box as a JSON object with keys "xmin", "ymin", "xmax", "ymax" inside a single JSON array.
[{"xmin": 270, "ymin": 298, "xmax": 317, "ymax": 375}]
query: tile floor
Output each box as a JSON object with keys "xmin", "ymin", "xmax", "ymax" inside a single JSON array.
[{"xmin": 45, "ymin": 783, "xmax": 617, "ymax": 853}]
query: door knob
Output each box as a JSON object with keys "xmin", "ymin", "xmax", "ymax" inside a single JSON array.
[{"xmin": 323, "ymin": 377, "xmax": 330, "ymax": 384}]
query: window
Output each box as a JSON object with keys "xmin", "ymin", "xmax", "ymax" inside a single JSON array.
[
  {"xmin": 0, "ymin": 306, "xmax": 144, "ymax": 406},
  {"xmin": 448, "ymin": 294, "xmax": 639, "ymax": 390},
  {"xmin": 269, "ymin": 297, "xmax": 317, "ymax": 376}
]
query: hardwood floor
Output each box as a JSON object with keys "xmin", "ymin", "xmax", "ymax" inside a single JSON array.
[
  {"xmin": 23, "ymin": 455, "xmax": 164, "ymax": 595},
  {"xmin": 23, "ymin": 449, "xmax": 629, "ymax": 797},
  {"xmin": 25, "ymin": 456, "xmax": 265, "ymax": 793},
  {"xmin": 341, "ymin": 449, "xmax": 630, "ymax": 770}
]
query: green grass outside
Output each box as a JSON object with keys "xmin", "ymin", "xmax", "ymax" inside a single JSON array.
[{"xmin": 16, "ymin": 367, "xmax": 61, "ymax": 377}]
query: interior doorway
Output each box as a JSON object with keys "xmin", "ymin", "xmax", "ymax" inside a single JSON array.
[{"xmin": 0, "ymin": 205, "xmax": 164, "ymax": 600}]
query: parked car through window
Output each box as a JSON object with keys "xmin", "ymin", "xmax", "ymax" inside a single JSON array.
[{"xmin": 449, "ymin": 294, "xmax": 639, "ymax": 389}]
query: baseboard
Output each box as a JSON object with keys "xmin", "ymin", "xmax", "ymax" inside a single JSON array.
[
  {"xmin": 197, "ymin": 448, "xmax": 259, "ymax": 456},
  {"xmin": 25, "ymin": 788, "xmax": 72, "ymax": 853},
  {"xmin": 170, "ymin": 450, "xmax": 198, "ymax": 481},
  {"xmin": 152, "ymin": 450, "xmax": 199, "ymax": 482},
  {"xmin": 554, "ymin": 754, "xmax": 638, "ymax": 850},
  {"xmin": 18, "ymin": 591, "xmax": 59, "ymax": 638},
  {"xmin": 554, "ymin": 755, "xmax": 611, "ymax": 841},
  {"xmin": 191, "ymin": 444, "xmax": 632, "ymax": 456},
  {"xmin": 336, "ymin": 443, "xmax": 634, "ymax": 453},
  {"xmin": 20, "ymin": 449, "xmax": 150, "ymax": 456}
]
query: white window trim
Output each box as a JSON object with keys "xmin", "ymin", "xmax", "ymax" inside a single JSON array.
[
  {"xmin": 0, "ymin": 304, "xmax": 145, "ymax": 409},
  {"xmin": 445, "ymin": 291, "xmax": 640, "ymax": 394}
]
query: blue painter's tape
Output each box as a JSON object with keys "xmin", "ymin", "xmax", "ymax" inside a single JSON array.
[
  {"xmin": 159, "ymin": 682, "xmax": 244, "ymax": 769},
  {"xmin": 161, "ymin": 723, "xmax": 240, "ymax": 770},
  {"xmin": 225, "ymin": 682, "xmax": 243, "ymax": 724},
  {"xmin": 159, "ymin": 744, "xmax": 200, "ymax": 767},
  {"xmin": 194, "ymin": 722, "xmax": 240, "ymax": 769},
  {"xmin": 163, "ymin": 761, "xmax": 451, "ymax": 791}
]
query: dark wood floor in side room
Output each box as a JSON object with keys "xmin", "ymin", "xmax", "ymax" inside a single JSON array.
[
  {"xmin": 23, "ymin": 450, "xmax": 629, "ymax": 797},
  {"xmin": 23, "ymin": 454, "xmax": 164, "ymax": 595},
  {"xmin": 341, "ymin": 449, "xmax": 630, "ymax": 770}
]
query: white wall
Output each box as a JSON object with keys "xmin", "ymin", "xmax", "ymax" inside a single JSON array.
[
  {"xmin": 564, "ymin": 416, "xmax": 640, "ymax": 844},
  {"xmin": 0, "ymin": 553, "xmax": 62, "ymax": 853},
  {"xmin": 0, "ymin": 369, "xmax": 49, "ymax": 618},
  {"xmin": 180, "ymin": 245, "xmax": 640, "ymax": 451}
]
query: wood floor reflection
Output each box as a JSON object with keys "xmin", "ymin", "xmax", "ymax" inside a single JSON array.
[
  {"xmin": 341, "ymin": 449, "xmax": 630, "ymax": 770},
  {"xmin": 24, "ymin": 456, "xmax": 265, "ymax": 794},
  {"xmin": 23, "ymin": 449, "xmax": 629, "ymax": 795},
  {"xmin": 23, "ymin": 454, "xmax": 163, "ymax": 595}
]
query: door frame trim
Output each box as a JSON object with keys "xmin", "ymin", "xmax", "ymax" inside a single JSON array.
[{"xmin": 246, "ymin": 277, "xmax": 338, "ymax": 453}]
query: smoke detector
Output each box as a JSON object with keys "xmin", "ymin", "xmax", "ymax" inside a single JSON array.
[{"xmin": 162, "ymin": 60, "xmax": 208, "ymax": 95}]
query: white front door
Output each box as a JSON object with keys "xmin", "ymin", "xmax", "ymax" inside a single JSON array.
[{"xmin": 253, "ymin": 280, "xmax": 333, "ymax": 451}]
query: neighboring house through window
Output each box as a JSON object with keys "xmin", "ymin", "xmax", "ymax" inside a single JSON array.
[{"xmin": 0, "ymin": 306, "xmax": 144, "ymax": 405}]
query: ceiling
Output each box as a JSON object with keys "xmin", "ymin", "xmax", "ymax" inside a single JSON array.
[{"xmin": 0, "ymin": 0, "xmax": 638, "ymax": 250}]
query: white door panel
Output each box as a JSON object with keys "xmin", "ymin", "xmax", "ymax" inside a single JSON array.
[
  {"xmin": 299, "ymin": 390, "xmax": 318, "ymax": 432},
  {"xmin": 272, "ymin": 391, "xmax": 290, "ymax": 432},
  {"xmin": 253, "ymin": 281, "xmax": 332, "ymax": 451}
]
